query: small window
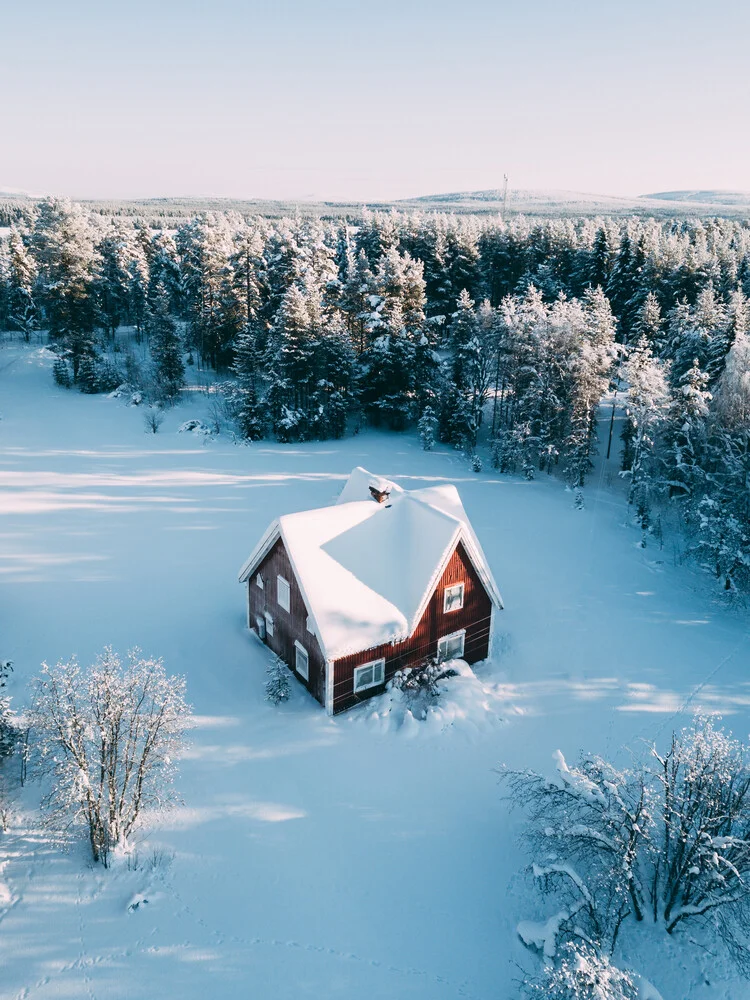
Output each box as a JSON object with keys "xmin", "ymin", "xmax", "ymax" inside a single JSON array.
[
  {"xmin": 443, "ymin": 582, "xmax": 464, "ymax": 613},
  {"xmin": 353, "ymin": 658, "xmax": 386, "ymax": 694},
  {"xmin": 306, "ymin": 616, "xmax": 314, "ymax": 634},
  {"xmin": 256, "ymin": 573, "xmax": 264, "ymax": 589},
  {"xmin": 277, "ymin": 575, "xmax": 291, "ymax": 611},
  {"xmin": 295, "ymin": 640, "xmax": 309, "ymax": 680},
  {"xmin": 437, "ymin": 629, "xmax": 465, "ymax": 663},
  {"xmin": 263, "ymin": 611, "xmax": 274, "ymax": 638}
]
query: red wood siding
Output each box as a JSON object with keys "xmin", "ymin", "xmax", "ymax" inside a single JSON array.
[
  {"xmin": 247, "ymin": 538, "xmax": 327, "ymax": 707},
  {"xmin": 331, "ymin": 541, "xmax": 492, "ymax": 714}
]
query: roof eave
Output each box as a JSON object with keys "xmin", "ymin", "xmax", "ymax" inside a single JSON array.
[{"xmin": 237, "ymin": 521, "xmax": 281, "ymax": 583}]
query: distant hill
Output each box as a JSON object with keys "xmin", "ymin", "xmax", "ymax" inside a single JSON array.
[
  {"xmin": 399, "ymin": 187, "xmax": 750, "ymax": 218},
  {"xmin": 642, "ymin": 190, "xmax": 750, "ymax": 207},
  {"xmin": 2, "ymin": 187, "xmax": 750, "ymax": 226}
]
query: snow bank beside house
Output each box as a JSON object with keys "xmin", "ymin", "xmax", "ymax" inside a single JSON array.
[{"xmin": 359, "ymin": 659, "xmax": 506, "ymax": 736}]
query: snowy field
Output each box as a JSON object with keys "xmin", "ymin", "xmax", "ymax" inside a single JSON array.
[{"xmin": 1, "ymin": 344, "xmax": 749, "ymax": 999}]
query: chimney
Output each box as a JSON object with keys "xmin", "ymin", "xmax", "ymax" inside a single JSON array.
[{"xmin": 369, "ymin": 485, "xmax": 391, "ymax": 504}]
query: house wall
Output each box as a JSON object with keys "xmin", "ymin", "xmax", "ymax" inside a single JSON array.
[
  {"xmin": 247, "ymin": 537, "xmax": 327, "ymax": 707},
  {"xmin": 331, "ymin": 541, "xmax": 492, "ymax": 714}
]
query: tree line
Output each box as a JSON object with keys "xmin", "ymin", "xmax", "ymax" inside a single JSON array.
[{"xmin": 1, "ymin": 199, "xmax": 748, "ymax": 590}]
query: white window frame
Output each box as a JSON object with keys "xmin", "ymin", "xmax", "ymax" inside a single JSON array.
[
  {"xmin": 256, "ymin": 572, "xmax": 264, "ymax": 589},
  {"xmin": 277, "ymin": 575, "xmax": 291, "ymax": 612},
  {"xmin": 294, "ymin": 640, "xmax": 309, "ymax": 681},
  {"xmin": 306, "ymin": 616, "xmax": 314, "ymax": 634},
  {"xmin": 443, "ymin": 581, "xmax": 465, "ymax": 613},
  {"xmin": 353, "ymin": 658, "xmax": 386, "ymax": 694},
  {"xmin": 263, "ymin": 611, "xmax": 274, "ymax": 638},
  {"xmin": 437, "ymin": 629, "xmax": 465, "ymax": 663}
]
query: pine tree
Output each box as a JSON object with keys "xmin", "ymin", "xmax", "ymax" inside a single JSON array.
[
  {"xmin": 418, "ymin": 405, "xmax": 438, "ymax": 450},
  {"xmin": 266, "ymin": 280, "xmax": 318, "ymax": 440},
  {"xmin": 52, "ymin": 354, "xmax": 73, "ymax": 388},
  {"xmin": 32, "ymin": 198, "xmax": 100, "ymax": 378},
  {"xmin": 96, "ymin": 221, "xmax": 134, "ymax": 337},
  {"xmin": 665, "ymin": 358, "xmax": 711, "ymax": 499},
  {"xmin": 632, "ymin": 291, "xmax": 663, "ymax": 349},
  {"xmin": 339, "ymin": 249, "xmax": 378, "ymax": 353},
  {"xmin": 587, "ymin": 224, "xmax": 615, "ymax": 289},
  {"xmin": 231, "ymin": 324, "xmax": 265, "ymax": 441},
  {"xmin": 265, "ymin": 655, "xmax": 291, "ymax": 705},
  {"xmin": 6, "ymin": 226, "xmax": 37, "ymax": 340},
  {"xmin": 563, "ymin": 288, "xmax": 617, "ymax": 488},
  {"xmin": 706, "ymin": 287, "xmax": 749, "ymax": 384},
  {"xmin": 77, "ymin": 355, "xmax": 99, "ymax": 394},
  {"xmin": 149, "ymin": 281, "xmax": 185, "ymax": 401},
  {"xmin": 621, "ymin": 337, "xmax": 670, "ymax": 515},
  {"xmin": 449, "ymin": 290, "xmax": 490, "ymax": 437}
]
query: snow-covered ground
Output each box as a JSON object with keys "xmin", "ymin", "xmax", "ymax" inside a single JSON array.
[{"xmin": 1, "ymin": 344, "xmax": 749, "ymax": 999}]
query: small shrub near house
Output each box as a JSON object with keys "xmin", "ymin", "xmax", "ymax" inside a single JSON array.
[
  {"xmin": 265, "ymin": 654, "xmax": 291, "ymax": 706},
  {"xmin": 390, "ymin": 658, "xmax": 459, "ymax": 717}
]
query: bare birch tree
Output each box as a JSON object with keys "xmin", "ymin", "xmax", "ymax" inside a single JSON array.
[{"xmin": 29, "ymin": 647, "xmax": 190, "ymax": 866}]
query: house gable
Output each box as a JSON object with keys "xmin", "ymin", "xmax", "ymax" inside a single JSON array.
[{"xmin": 330, "ymin": 539, "xmax": 492, "ymax": 714}]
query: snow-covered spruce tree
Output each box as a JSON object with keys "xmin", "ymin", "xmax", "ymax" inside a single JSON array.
[
  {"xmin": 266, "ymin": 280, "xmax": 317, "ymax": 440},
  {"xmin": 52, "ymin": 354, "xmax": 73, "ymax": 388},
  {"xmin": 148, "ymin": 280, "xmax": 185, "ymax": 402},
  {"xmin": 663, "ymin": 357, "xmax": 711, "ymax": 502},
  {"xmin": 0, "ymin": 659, "xmax": 17, "ymax": 831},
  {"xmin": 694, "ymin": 497, "xmax": 748, "ymax": 592},
  {"xmin": 520, "ymin": 942, "xmax": 638, "ymax": 1000},
  {"xmin": 502, "ymin": 716, "xmax": 750, "ymax": 972},
  {"xmin": 265, "ymin": 655, "xmax": 291, "ymax": 706},
  {"xmin": 32, "ymin": 198, "xmax": 100, "ymax": 380},
  {"xmin": 418, "ymin": 405, "xmax": 438, "ymax": 450},
  {"xmin": 6, "ymin": 226, "xmax": 38, "ymax": 341},
  {"xmin": 28, "ymin": 648, "xmax": 190, "ymax": 866},
  {"xmin": 76, "ymin": 353, "xmax": 100, "ymax": 394},
  {"xmin": 0, "ymin": 658, "xmax": 16, "ymax": 763},
  {"xmin": 562, "ymin": 288, "xmax": 617, "ymax": 489},
  {"xmin": 449, "ymin": 289, "xmax": 490, "ymax": 438},
  {"xmin": 620, "ymin": 337, "xmax": 670, "ymax": 531},
  {"xmin": 230, "ymin": 323, "xmax": 266, "ymax": 440},
  {"xmin": 177, "ymin": 213, "xmax": 243, "ymax": 370}
]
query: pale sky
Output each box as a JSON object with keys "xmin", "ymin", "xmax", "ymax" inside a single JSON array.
[{"xmin": 2, "ymin": 0, "xmax": 748, "ymax": 202}]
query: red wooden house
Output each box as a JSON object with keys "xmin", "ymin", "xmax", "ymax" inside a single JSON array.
[{"xmin": 238, "ymin": 467, "xmax": 503, "ymax": 715}]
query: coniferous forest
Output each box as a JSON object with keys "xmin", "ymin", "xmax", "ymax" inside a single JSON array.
[{"xmin": 1, "ymin": 199, "xmax": 749, "ymax": 591}]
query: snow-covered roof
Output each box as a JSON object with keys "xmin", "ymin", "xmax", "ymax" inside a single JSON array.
[{"xmin": 238, "ymin": 467, "xmax": 503, "ymax": 661}]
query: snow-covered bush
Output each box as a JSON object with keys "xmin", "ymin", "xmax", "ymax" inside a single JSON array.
[
  {"xmin": 471, "ymin": 453, "xmax": 483, "ymax": 473},
  {"xmin": 94, "ymin": 358, "xmax": 125, "ymax": 393},
  {"xmin": 265, "ymin": 655, "xmax": 291, "ymax": 706},
  {"xmin": 502, "ymin": 716, "xmax": 750, "ymax": 972},
  {"xmin": 28, "ymin": 647, "xmax": 191, "ymax": 866},
  {"xmin": 178, "ymin": 419, "xmax": 212, "ymax": 437},
  {"xmin": 390, "ymin": 658, "xmax": 458, "ymax": 716},
  {"xmin": 520, "ymin": 942, "xmax": 638, "ymax": 1000}
]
